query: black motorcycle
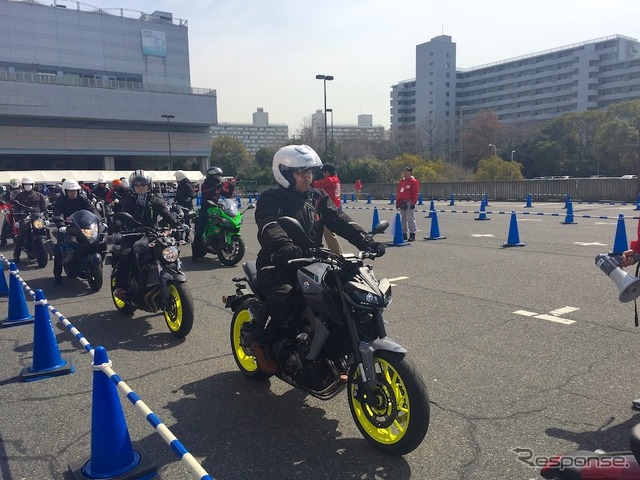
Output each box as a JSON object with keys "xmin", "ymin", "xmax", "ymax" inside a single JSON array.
[
  {"xmin": 108, "ymin": 212, "xmax": 194, "ymax": 338},
  {"xmin": 224, "ymin": 217, "xmax": 430, "ymax": 455},
  {"xmin": 53, "ymin": 210, "xmax": 107, "ymax": 291},
  {"xmin": 13, "ymin": 201, "xmax": 53, "ymax": 268}
]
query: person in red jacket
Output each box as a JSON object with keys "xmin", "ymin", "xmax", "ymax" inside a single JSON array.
[
  {"xmin": 313, "ymin": 163, "xmax": 343, "ymax": 254},
  {"xmin": 354, "ymin": 178, "xmax": 363, "ymax": 200},
  {"xmin": 396, "ymin": 165, "xmax": 420, "ymax": 241}
]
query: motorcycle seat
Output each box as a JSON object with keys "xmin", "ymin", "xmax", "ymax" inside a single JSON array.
[
  {"xmin": 242, "ymin": 261, "xmax": 265, "ymax": 302},
  {"xmin": 630, "ymin": 423, "xmax": 640, "ymax": 464}
]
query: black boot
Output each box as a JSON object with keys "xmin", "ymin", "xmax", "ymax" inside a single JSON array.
[
  {"xmin": 13, "ymin": 248, "xmax": 20, "ymax": 264},
  {"xmin": 409, "ymin": 233, "xmax": 416, "ymax": 242}
]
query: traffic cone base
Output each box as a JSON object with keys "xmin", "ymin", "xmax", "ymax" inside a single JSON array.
[
  {"xmin": 502, "ymin": 211, "xmax": 526, "ymax": 247},
  {"xmin": 387, "ymin": 213, "xmax": 410, "ymax": 247},
  {"xmin": 21, "ymin": 289, "xmax": 74, "ymax": 382},
  {"xmin": 2, "ymin": 263, "xmax": 33, "ymax": 327},
  {"xmin": 610, "ymin": 213, "xmax": 628, "ymax": 255},
  {"xmin": 69, "ymin": 445, "xmax": 157, "ymax": 480},
  {"xmin": 561, "ymin": 199, "xmax": 576, "ymax": 224},
  {"xmin": 524, "ymin": 193, "xmax": 533, "ymax": 208},
  {"xmin": 475, "ymin": 200, "xmax": 490, "ymax": 221}
]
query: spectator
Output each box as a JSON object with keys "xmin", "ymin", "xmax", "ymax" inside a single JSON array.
[
  {"xmin": 313, "ymin": 163, "xmax": 344, "ymax": 255},
  {"xmin": 354, "ymin": 178, "xmax": 363, "ymax": 200},
  {"xmin": 396, "ymin": 166, "xmax": 420, "ymax": 242}
]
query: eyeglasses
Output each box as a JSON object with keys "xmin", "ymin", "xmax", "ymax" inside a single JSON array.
[{"xmin": 293, "ymin": 168, "xmax": 314, "ymax": 176}]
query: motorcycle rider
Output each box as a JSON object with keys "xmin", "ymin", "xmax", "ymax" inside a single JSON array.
[
  {"xmin": 191, "ymin": 166, "xmax": 235, "ymax": 263},
  {"xmin": 52, "ymin": 179, "xmax": 99, "ymax": 284},
  {"xmin": 92, "ymin": 178, "xmax": 109, "ymax": 200},
  {"xmin": 174, "ymin": 170, "xmax": 195, "ymax": 210},
  {"xmin": 12, "ymin": 177, "xmax": 47, "ymax": 264},
  {"xmin": 113, "ymin": 170, "xmax": 178, "ymax": 300},
  {"xmin": 251, "ymin": 144, "xmax": 386, "ymax": 374},
  {"xmin": 1, "ymin": 178, "xmax": 21, "ymax": 246}
]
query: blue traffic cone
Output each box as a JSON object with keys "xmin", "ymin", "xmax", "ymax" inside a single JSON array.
[
  {"xmin": 449, "ymin": 193, "xmax": 455, "ymax": 206},
  {"xmin": 1, "ymin": 263, "xmax": 34, "ymax": 328},
  {"xmin": 563, "ymin": 193, "xmax": 570, "ymax": 209},
  {"xmin": 351, "ymin": 192, "xmax": 356, "ymax": 202},
  {"xmin": 424, "ymin": 210, "xmax": 446, "ymax": 240},
  {"xmin": 635, "ymin": 193, "xmax": 640, "ymax": 211},
  {"xmin": 483, "ymin": 193, "xmax": 489, "ymax": 206},
  {"xmin": 610, "ymin": 213, "xmax": 629, "ymax": 255},
  {"xmin": 366, "ymin": 194, "xmax": 371, "ymax": 204},
  {"xmin": 524, "ymin": 193, "xmax": 533, "ymax": 208},
  {"xmin": 428, "ymin": 199, "xmax": 435, "ymax": 218},
  {"xmin": 475, "ymin": 199, "xmax": 490, "ymax": 221},
  {"xmin": 195, "ymin": 192, "xmax": 202, "ymax": 207},
  {"xmin": 370, "ymin": 207, "xmax": 381, "ymax": 234},
  {"xmin": 561, "ymin": 199, "xmax": 576, "ymax": 224},
  {"xmin": 343, "ymin": 193, "xmax": 348, "ymax": 204},
  {"xmin": 0, "ymin": 262, "xmax": 8, "ymax": 297},
  {"xmin": 502, "ymin": 211, "xmax": 526, "ymax": 247},
  {"xmin": 69, "ymin": 346, "xmax": 156, "ymax": 480},
  {"xmin": 387, "ymin": 213, "xmax": 409, "ymax": 247},
  {"xmin": 248, "ymin": 195, "xmax": 253, "ymax": 204},
  {"xmin": 21, "ymin": 289, "xmax": 74, "ymax": 382},
  {"xmin": 417, "ymin": 193, "xmax": 423, "ymax": 205},
  {"xmin": 236, "ymin": 194, "xmax": 242, "ymax": 208},
  {"xmin": 389, "ymin": 193, "xmax": 395, "ymax": 204}
]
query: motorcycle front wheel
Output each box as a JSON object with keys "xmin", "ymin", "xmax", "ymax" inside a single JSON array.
[
  {"xmin": 36, "ymin": 239, "xmax": 48, "ymax": 268},
  {"xmin": 88, "ymin": 263, "xmax": 103, "ymax": 292},
  {"xmin": 163, "ymin": 282, "xmax": 194, "ymax": 338},
  {"xmin": 229, "ymin": 298, "xmax": 270, "ymax": 380},
  {"xmin": 217, "ymin": 236, "xmax": 245, "ymax": 266},
  {"xmin": 348, "ymin": 351, "xmax": 430, "ymax": 456}
]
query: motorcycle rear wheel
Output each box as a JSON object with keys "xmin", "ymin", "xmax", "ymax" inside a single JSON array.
[
  {"xmin": 217, "ymin": 237, "xmax": 245, "ymax": 266},
  {"xmin": 163, "ymin": 282, "xmax": 194, "ymax": 338},
  {"xmin": 230, "ymin": 298, "xmax": 270, "ymax": 380},
  {"xmin": 348, "ymin": 351, "xmax": 430, "ymax": 456},
  {"xmin": 88, "ymin": 263, "xmax": 103, "ymax": 292},
  {"xmin": 110, "ymin": 276, "xmax": 136, "ymax": 314}
]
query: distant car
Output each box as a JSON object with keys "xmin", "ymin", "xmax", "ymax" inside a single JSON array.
[
  {"xmin": 550, "ymin": 176, "xmax": 571, "ymax": 179},
  {"xmin": 620, "ymin": 174, "xmax": 638, "ymax": 179}
]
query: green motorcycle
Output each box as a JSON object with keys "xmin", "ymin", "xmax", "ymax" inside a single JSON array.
[{"xmin": 193, "ymin": 197, "xmax": 254, "ymax": 266}]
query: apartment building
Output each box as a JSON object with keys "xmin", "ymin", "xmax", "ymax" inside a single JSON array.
[{"xmin": 211, "ymin": 108, "xmax": 289, "ymax": 155}]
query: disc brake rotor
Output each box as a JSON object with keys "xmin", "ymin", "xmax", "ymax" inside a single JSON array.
[{"xmin": 360, "ymin": 379, "xmax": 398, "ymax": 428}]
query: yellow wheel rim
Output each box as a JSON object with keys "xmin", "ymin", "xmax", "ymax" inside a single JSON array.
[
  {"xmin": 164, "ymin": 284, "xmax": 182, "ymax": 332},
  {"xmin": 233, "ymin": 308, "xmax": 258, "ymax": 372},
  {"xmin": 111, "ymin": 277, "xmax": 126, "ymax": 309},
  {"xmin": 351, "ymin": 357, "xmax": 410, "ymax": 445}
]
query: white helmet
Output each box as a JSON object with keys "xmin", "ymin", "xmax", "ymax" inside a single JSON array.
[
  {"xmin": 272, "ymin": 144, "xmax": 322, "ymax": 188},
  {"xmin": 21, "ymin": 176, "xmax": 34, "ymax": 186},
  {"xmin": 129, "ymin": 169, "xmax": 152, "ymax": 189},
  {"xmin": 62, "ymin": 179, "xmax": 81, "ymax": 195},
  {"xmin": 9, "ymin": 178, "xmax": 20, "ymax": 189},
  {"xmin": 174, "ymin": 170, "xmax": 188, "ymax": 182},
  {"xmin": 97, "ymin": 177, "xmax": 106, "ymax": 184}
]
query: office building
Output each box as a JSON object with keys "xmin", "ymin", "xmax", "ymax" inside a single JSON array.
[
  {"xmin": 311, "ymin": 110, "xmax": 385, "ymax": 143},
  {"xmin": 0, "ymin": 0, "xmax": 217, "ymax": 172},
  {"xmin": 391, "ymin": 34, "xmax": 640, "ymax": 154},
  {"xmin": 210, "ymin": 108, "xmax": 289, "ymax": 155}
]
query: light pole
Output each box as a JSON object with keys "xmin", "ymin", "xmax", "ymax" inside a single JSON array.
[
  {"xmin": 510, "ymin": 150, "xmax": 516, "ymax": 162},
  {"xmin": 458, "ymin": 106, "xmax": 468, "ymax": 166},
  {"xmin": 161, "ymin": 114, "xmax": 175, "ymax": 169},
  {"xmin": 326, "ymin": 108, "xmax": 334, "ymax": 161},
  {"xmin": 488, "ymin": 143, "xmax": 497, "ymax": 156},
  {"xmin": 315, "ymin": 74, "xmax": 334, "ymax": 158}
]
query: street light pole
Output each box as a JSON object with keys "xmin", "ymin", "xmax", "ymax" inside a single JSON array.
[
  {"xmin": 315, "ymin": 74, "xmax": 334, "ymax": 158},
  {"xmin": 488, "ymin": 143, "xmax": 497, "ymax": 156},
  {"xmin": 161, "ymin": 114, "xmax": 175, "ymax": 170},
  {"xmin": 510, "ymin": 150, "xmax": 516, "ymax": 162},
  {"xmin": 326, "ymin": 108, "xmax": 334, "ymax": 161}
]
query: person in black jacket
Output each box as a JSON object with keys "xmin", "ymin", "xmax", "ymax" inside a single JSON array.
[
  {"xmin": 113, "ymin": 170, "xmax": 178, "ymax": 300},
  {"xmin": 251, "ymin": 145, "xmax": 385, "ymax": 374},
  {"xmin": 12, "ymin": 176, "xmax": 47, "ymax": 264},
  {"xmin": 173, "ymin": 170, "xmax": 195, "ymax": 210},
  {"xmin": 52, "ymin": 179, "xmax": 99, "ymax": 284},
  {"xmin": 92, "ymin": 178, "xmax": 109, "ymax": 200}
]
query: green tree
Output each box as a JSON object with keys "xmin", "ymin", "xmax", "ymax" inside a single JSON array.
[
  {"xmin": 474, "ymin": 156, "xmax": 523, "ymax": 181},
  {"xmin": 254, "ymin": 147, "xmax": 277, "ymax": 170},
  {"xmin": 210, "ymin": 136, "xmax": 251, "ymax": 177},
  {"xmin": 594, "ymin": 119, "xmax": 637, "ymax": 175},
  {"xmin": 598, "ymin": 100, "xmax": 640, "ymax": 175}
]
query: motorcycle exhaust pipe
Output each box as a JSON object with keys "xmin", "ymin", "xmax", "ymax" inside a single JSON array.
[{"xmin": 595, "ymin": 253, "xmax": 640, "ymax": 303}]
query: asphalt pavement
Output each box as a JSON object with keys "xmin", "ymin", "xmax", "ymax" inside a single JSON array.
[{"xmin": 1, "ymin": 198, "xmax": 640, "ymax": 480}]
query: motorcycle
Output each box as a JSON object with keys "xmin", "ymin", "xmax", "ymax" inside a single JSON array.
[
  {"xmin": 53, "ymin": 210, "xmax": 108, "ymax": 291},
  {"xmin": 12, "ymin": 201, "xmax": 54, "ymax": 268},
  {"xmin": 160, "ymin": 203, "xmax": 196, "ymax": 243},
  {"xmin": 193, "ymin": 197, "xmax": 254, "ymax": 266},
  {"xmin": 108, "ymin": 212, "xmax": 194, "ymax": 338},
  {"xmin": 223, "ymin": 217, "xmax": 430, "ymax": 455}
]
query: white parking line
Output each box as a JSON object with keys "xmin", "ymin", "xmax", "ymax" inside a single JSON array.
[
  {"xmin": 573, "ymin": 242, "xmax": 606, "ymax": 246},
  {"xmin": 471, "ymin": 234, "xmax": 495, "ymax": 237},
  {"xmin": 549, "ymin": 306, "xmax": 580, "ymax": 316},
  {"xmin": 387, "ymin": 276, "xmax": 409, "ymax": 282},
  {"xmin": 513, "ymin": 306, "xmax": 578, "ymax": 325}
]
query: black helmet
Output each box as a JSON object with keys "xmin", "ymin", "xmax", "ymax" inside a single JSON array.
[{"xmin": 206, "ymin": 166, "xmax": 223, "ymax": 183}]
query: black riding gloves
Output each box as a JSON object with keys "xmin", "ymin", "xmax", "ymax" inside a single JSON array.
[
  {"xmin": 273, "ymin": 244, "xmax": 303, "ymax": 266},
  {"xmin": 367, "ymin": 241, "xmax": 386, "ymax": 257}
]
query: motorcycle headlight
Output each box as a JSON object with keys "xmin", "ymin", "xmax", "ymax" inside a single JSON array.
[
  {"xmin": 81, "ymin": 225, "xmax": 98, "ymax": 242},
  {"xmin": 32, "ymin": 218, "xmax": 45, "ymax": 229},
  {"xmin": 162, "ymin": 246, "xmax": 179, "ymax": 262}
]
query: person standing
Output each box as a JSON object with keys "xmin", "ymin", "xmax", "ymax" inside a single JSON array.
[
  {"xmin": 396, "ymin": 166, "xmax": 420, "ymax": 242},
  {"xmin": 313, "ymin": 163, "xmax": 343, "ymax": 255},
  {"xmin": 354, "ymin": 178, "xmax": 363, "ymax": 200}
]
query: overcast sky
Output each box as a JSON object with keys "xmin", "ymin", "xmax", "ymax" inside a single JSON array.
[{"xmin": 84, "ymin": 0, "xmax": 640, "ymax": 133}]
